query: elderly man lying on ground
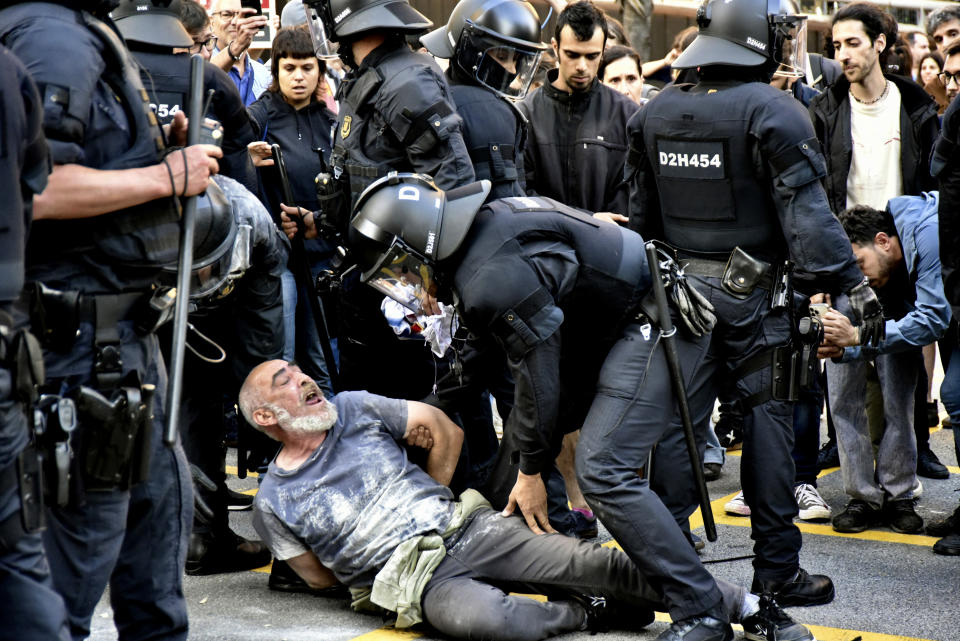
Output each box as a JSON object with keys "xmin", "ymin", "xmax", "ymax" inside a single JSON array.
[{"xmin": 238, "ymin": 360, "xmax": 773, "ymax": 641}]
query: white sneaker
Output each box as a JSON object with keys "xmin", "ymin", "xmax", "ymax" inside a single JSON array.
[
  {"xmin": 725, "ymin": 491, "xmax": 751, "ymax": 516},
  {"xmin": 913, "ymin": 478, "xmax": 924, "ymax": 499},
  {"xmin": 794, "ymin": 483, "xmax": 831, "ymax": 521}
]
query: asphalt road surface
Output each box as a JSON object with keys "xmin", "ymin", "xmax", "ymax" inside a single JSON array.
[{"xmin": 90, "ymin": 417, "xmax": 959, "ymax": 641}]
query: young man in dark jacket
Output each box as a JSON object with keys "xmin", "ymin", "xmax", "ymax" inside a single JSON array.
[
  {"xmin": 808, "ymin": 3, "xmax": 939, "ymax": 217},
  {"xmin": 518, "ymin": 1, "xmax": 638, "ymax": 216}
]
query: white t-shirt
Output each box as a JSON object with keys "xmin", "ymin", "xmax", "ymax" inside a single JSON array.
[{"xmin": 846, "ymin": 81, "xmax": 903, "ymax": 210}]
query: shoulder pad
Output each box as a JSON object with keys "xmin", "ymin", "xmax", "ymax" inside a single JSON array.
[{"xmin": 1, "ymin": 11, "xmax": 106, "ymax": 155}]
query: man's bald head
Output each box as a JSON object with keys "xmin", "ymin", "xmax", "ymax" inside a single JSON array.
[{"xmin": 239, "ymin": 360, "xmax": 338, "ymax": 439}]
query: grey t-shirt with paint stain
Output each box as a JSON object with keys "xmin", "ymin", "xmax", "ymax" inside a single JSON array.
[{"xmin": 253, "ymin": 391, "xmax": 456, "ymax": 587}]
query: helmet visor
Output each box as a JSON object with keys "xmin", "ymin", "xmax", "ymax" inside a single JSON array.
[
  {"xmin": 306, "ymin": 5, "xmax": 340, "ymax": 59},
  {"xmin": 361, "ymin": 239, "xmax": 438, "ymax": 314},
  {"xmin": 772, "ymin": 15, "xmax": 808, "ymax": 79},
  {"xmin": 458, "ymin": 25, "xmax": 542, "ymax": 99}
]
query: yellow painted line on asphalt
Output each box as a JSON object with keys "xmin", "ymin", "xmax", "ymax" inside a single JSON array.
[
  {"xmin": 649, "ymin": 613, "xmax": 934, "ymax": 641},
  {"xmin": 348, "ymin": 628, "xmax": 424, "ymax": 641},
  {"xmin": 225, "ymin": 465, "xmax": 258, "ymax": 478},
  {"xmin": 685, "ymin": 492, "xmax": 939, "ymax": 547}
]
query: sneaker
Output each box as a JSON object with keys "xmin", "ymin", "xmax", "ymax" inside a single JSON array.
[
  {"xmin": 655, "ymin": 615, "xmax": 733, "ymax": 641},
  {"xmin": 883, "ymin": 498, "xmax": 924, "ymax": 534},
  {"xmin": 817, "ymin": 440, "xmax": 840, "ymax": 469},
  {"xmin": 742, "ymin": 594, "xmax": 815, "ymax": 641},
  {"xmin": 917, "ymin": 449, "xmax": 949, "ymax": 480},
  {"xmin": 751, "ymin": 568, "xmax": 835, "ymax": 607},
  {"xmin": 227, "ymin": 488, "xmax": 255, "ymax": 511},
  {"xmin": 704, "ymin": 462, "xmax": 723, "ymax": 482},
  {"xmin": 794, "ymin": 483, "xmax": 831, "ymax": 521},
  {"xmin": 925, "ymin": 505, "xmax": 960, "ymax": 537},
  {"xmin": 832, "ymin": 499, "xmax": 880, "ymax": 533},
  {"xmin": 933, "ymin": 531, "xmax": 960, "ymax": 555},
  {"xmin": 927, "ymin": 401, "xmax": 941, "ymax": 428},
  {"xmin": 724, "ymin": 491, "xmax": 751, "ymax": 516},
  {"xmin": 914, "ymin": 478, "xmax": 924, "ymax": 498}
]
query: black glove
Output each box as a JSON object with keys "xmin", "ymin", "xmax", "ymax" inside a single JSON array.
[
  {"xmin": 664, "ymin": 257, "xmax": 716, "ymax": 338},
  {"xmin": 846, "ymin": 278, "xmax": 885, "ymax": 347}
]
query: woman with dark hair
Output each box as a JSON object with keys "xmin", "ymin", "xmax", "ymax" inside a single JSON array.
[
  {"xmin": 919, "ymin": 51, "xmax": 949, "ymax": 114},
  {"xmin": 247, "ymin": 26, "xmax": 338, "ymax": 391}
]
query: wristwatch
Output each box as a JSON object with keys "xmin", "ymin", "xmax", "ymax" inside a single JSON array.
[{"xmin": 227, "ymin": 42, "xmax": 242, "ymax": 62}]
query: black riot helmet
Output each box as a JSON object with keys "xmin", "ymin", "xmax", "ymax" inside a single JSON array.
[
  {"xmin": 422, "ymin": 0, "xmax": 546, "ymax": 99},
  {"xmin": 111, "ymin": 0, "xmax": 193, "ymax": 48},
  {"xmin": 349, "ymin": 172, "xmax": 491, "ymax": 313},
  {"xmin": 159, "ymin": 181, "xmax": 249, "ymax": 305},
  {"xmin": 674, "ymin": 0, "xmax": 807, "ymax": 78},
  {"xmin": 301, "ymin": 0, "xmax": 431, "ymax": 59}
]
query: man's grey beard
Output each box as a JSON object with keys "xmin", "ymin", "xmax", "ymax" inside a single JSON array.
[{"xmin": 272, "ymin": 402, "xmax": 338, "ymax": 436}]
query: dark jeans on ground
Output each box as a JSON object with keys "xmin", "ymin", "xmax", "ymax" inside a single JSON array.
[
  {"xmin": 422, "ymin": 509, "xmax": 744, "ymax": 641},
  {"xmin": 577, "ymin": 277, "xmax": 802, "ymax": 620},
  {"xmin": 40, "ymin": 321, "xmax": 192, "ymax": 641}
]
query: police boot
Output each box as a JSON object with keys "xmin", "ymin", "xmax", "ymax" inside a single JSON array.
[
  {"xmin": 566, "ymin": 593, "xmax": 655, "ymax": 632},
  {"xmin": 751, "ymin": 568, "xmax": 835, "ymax": 607},
  {"xmin": 185, "ymin": 529, "xmax": 271, "ymax": 576}
]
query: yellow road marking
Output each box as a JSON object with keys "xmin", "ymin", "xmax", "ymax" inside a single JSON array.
[
  {"xmin": 650, "ymin": 613, "xmax": 934, "ymax": 641},
  {"xmin": 349, "ymin": 628, "xmax": 424, "ymax": 640},
  {"xmin": 225, "ymin": 465, "xmax": 258, "ymax": 478}
]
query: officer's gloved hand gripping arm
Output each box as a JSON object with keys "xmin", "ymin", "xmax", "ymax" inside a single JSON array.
[{"xmin": 762, "ymin": 96, "xmax": 883, "ymax": 347}]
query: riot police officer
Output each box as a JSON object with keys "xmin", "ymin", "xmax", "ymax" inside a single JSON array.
[
  {"xmin": 344, "ymin": 173, "xmax": 799, "ymax": 641},
  {"xmin": 619, "ymin": 0, "xmax": 884, "ymax": 637},
  {"xmin": 0, "ymin": 42, "xmax": 71, "ymax": 641},
  {"xmin": 0, "ymin": 1, "xmax": 222, "ymax": 639},
  {"xmin": 113, "ymin": 0, "xmax": 259, "ymax": 192},
  {"xmin": 422, "ymin": 0, "xmax": 545, "ymax": 198},
  {"xmin": 291, "ymin": 0, "xmax": 475, "ymax": 398}
]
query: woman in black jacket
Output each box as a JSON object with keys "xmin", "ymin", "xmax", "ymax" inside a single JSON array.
[{"xmin": 247, "ymin": 26, "xmax": 338, "ymax": 392}]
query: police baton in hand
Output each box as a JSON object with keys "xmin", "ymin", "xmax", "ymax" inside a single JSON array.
[
  {"xmin": 270, "ymin": 144, "xmax": 340, "ymax": 391},
  {"xmin": 163, "ymin": 55, "xmax": 204, "ymax": 447},
  {"xmin": 644, "ymin": 243, "xmax": 717, "ymax": 542}
]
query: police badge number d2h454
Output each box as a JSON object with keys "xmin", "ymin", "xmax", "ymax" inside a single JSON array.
[{"xmin": 655, "ymin": 137, "xmax": 726, "ymax": 180}]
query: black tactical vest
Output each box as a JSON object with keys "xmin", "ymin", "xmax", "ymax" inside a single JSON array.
[{"xmin": 639, "ymin": 82, "xmax": 784, "ymax": 255}]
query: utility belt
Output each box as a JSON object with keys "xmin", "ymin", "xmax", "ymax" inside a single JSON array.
[
  {"xmin": 678, "ymin": 246, "xmax": 791, "ymax": 310},
  {"xmin": 24, "ymin": 284, "xmax": 161, "ymax": 500}
]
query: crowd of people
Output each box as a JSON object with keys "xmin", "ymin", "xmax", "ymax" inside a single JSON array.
[{"xmin": 2, "ymin": 0, "xmax": 960, "ymax": 641}]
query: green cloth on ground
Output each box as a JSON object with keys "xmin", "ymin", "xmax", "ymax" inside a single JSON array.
[{"xmin": 350, "ymin": 489, "xmax": 491, "ymax": 627}]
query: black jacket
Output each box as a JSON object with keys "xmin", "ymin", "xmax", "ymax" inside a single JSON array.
[
  {"xmin": 248, "ymin": 90, "xmax": 337, "ymax": 263},
  {"xmin": 518, "ymin": 69, "xmax": 639, "ymax": 214},
  {"xmin": 933, "ymin": 97, "xmax": 960, "ymax": 321},
  {"xmin": 808, "ymin": 73, "xmax": 940, "ymax": 215}
]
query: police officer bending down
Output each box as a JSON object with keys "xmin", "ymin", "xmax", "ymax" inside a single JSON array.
[
  {"xmin": 619, "ymin": 0, "xmax": 884, "ymax": 639},
  {"xmin": 0, "ymin": 1, "xmax": 221, "ymax": 638}
]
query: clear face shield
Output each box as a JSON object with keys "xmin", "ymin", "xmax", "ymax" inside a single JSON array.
[
  {"xmin": 456, "ymin": 24, "xmax": 542, "ymax": 100},
  {"xmin": 305, "ymin": 4, "xmax": 340, "ymax": 60},
  {"xmin": 361, "ymin": 238, "xmax": 439, "ymax": 314},
  {"xmin": 771, "ymin": 14, "xmax": 808, "ymax": 79}
]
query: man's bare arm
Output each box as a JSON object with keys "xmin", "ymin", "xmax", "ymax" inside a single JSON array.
[
  {"xmin": 284, "ymin": 551, "xmax": 341, "ymax": 590},
  {"xmin": 403, "ymin": 402, "xmax": 464, "ymax": 487},
  {"xmin": 33, "ymin": 145, "xmax": 221, "ymax": 220}
]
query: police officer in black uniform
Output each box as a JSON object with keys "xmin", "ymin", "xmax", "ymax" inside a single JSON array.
[
  {"xmin": 113, "ymin": 0, "xmax": 259, "ymax": 192},
  {"xmin": 422, "ymin": 0, "xmax": 545, "ymax": 199},
  {"xmin": 0, "ymin": 42, "xmax": 71, "ymax": 641},
  {"xmin": 344, "ymin": 174, "xmax": 788, "ymax": 641},
  {"xmin": 618, "ymin": 0, "xmax": 884, "ymax": 637},
  {"xmin": 292, "ymin": 0, "xmax": 475, "ymax": 399},
  {"xmin": 0, "ymin": 1, "xmax": 222, "ymax": 638}
]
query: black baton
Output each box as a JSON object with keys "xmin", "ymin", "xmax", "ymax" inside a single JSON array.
[
  {"xmin": 644, "ymin": 242, "xmax": 717, "ymax": 542},
  {"xmin": 163, "ymin": 55, "xmax": 205, "ymax": 447},
  {"xmin": 271, "ymin": 144, "xmax": 340, "ymax": 391}
]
